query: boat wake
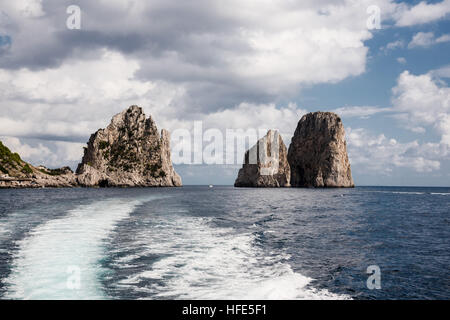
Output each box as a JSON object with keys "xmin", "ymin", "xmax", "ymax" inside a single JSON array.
[
  {"xmin": 4, "ymin": 198, "xmax": 142, "ymax": 299},
  {"xmin": 4, "ymin": 196, "xmax": 349, "ymax": 300},
  {"xmin": 109, "ymin": 214, "xmax": 349, "ymax": 300}
]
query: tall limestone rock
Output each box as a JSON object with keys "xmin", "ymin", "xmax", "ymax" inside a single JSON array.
[
  {"xmin": 287, "ymin": 112, "xmax": 354, "ymax": 188},
  {"xmin": 234, "ymin": 130, "xmax": 290, "ymax": 187},
  {"xmin": 76, "ymin": 105, "xmax": 182, "ymax": 187}
]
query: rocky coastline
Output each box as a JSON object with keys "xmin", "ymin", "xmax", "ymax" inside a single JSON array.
[{"xmin": 0, "ymin": 106, "xmax": 182, "ymax": 188}]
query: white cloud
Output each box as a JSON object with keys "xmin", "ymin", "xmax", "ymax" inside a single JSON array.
[
  {"xmin": 436, "ymin": 34, "xmax": 450, "ymax": 43},
  {"xmin": 333, "ymin": 106, "xmax": 391, "ymax": 119},
  {"xmin": 408, "ymin": 32, "xmax": 434, "ymax": 48},
  {"xmin": 0, "ymin": 50, "xmax": 153, "ymax": 105},
  {"xmin": 345, "ymin": 68, "xmax": 450, "ymax": 177},
  {"xmin": 0, "ymin": 50, "xmax": 186, "ymax": 141},
  {"xmin": 0, "ymin": 0, "xmax": 405, "ymax": 110},
  {"xmin": 199, "ymin": 102, "xmax": 306, "ymax": 135},
  {"xmin": 382, "ymin": 40, "xmax": 405, "ymax": 52},
  {"xmin": 392, "ymin": 70, "xmax": 450, "ymax": 146},
  {"xmin": 395, "ymin": 0, "xmax": 450, "ymax": 27},
  {"xmin": 346, "ymin": 128, "xmax": 442, "ymax": 173},
  {"xmin": 408, "ymin": 32, "xmax": 450, "ymax": 48},
  {"xmin": 0, "ymin": 136, "xmax": 51, "ymax": 159},
  {"xmin": 3, "ymin": 0, "xmax": 45, "ymax": 18},
  {"xmin": 397, "ymin": 57, "xmax": 407, "ymax": 64},
  {"xmin": 437, "ymin": 114, "xmax": 450, "ymax": 146},
  {"xmin": 0, "ymin": 136, "xmax": 84, "ymax": 168},
  {"xmin": 430, "ymin": 65, "xmax": 450, "ymax": 78},
  {"xmin": 53, "ymin": 141, "xmax": 85, "ymax": 163}
]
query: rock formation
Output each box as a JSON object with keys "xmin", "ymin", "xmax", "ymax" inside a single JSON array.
[
  {"xmin": 287, "ymin": 112, "xmax": 354, "ymax": 188},
  {"xmin": 234, "ymin": 130, "xmax": 290, "ymax": 187},
  {"xmin": 76, "ymin": 105, "xmax": 182, "ymax": 187},
  {"xmin": 0, "ymin": 141, "xmax": 77, "ymax": 188},
  {"xmin": 1, "ymin": 106, "xmax": 182, "ymax": 188}
]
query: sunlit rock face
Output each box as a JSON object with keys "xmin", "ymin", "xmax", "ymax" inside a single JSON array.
[
  {"xmin": 76, "ymin": 105, "xmax": 182, "ymax": 187},
  {"xmin": 288, "ymin": 112, "xmax": 354, "ymax": 188},
  {"xmin": 234, "ymin": 130, "xmax": 291, "ymax": 188}
]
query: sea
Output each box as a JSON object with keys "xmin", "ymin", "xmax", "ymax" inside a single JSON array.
[{"xmin": 0, "ymin": 186, "xmax": 449, "ymax": 300}]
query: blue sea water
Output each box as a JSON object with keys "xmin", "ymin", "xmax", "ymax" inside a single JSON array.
[{"xmin": 0, "ymin": 186, "xmax": 448, "ymax": 300}]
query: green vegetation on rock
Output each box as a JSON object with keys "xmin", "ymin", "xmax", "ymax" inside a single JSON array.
[
  {"xmin": 0, "ymin": 164, "xmax": 8, "ymax": 174},
  {"xmin": 39, "ymin": 168, "xmax": 65, "ymax": 176},
  {"xmin": 145, "ymin": 162, "xmax": 165, "ymax": 178},
  {"xmin": 99, "ymin": 141, "xmax": 110, "ymax": 150},
  {"xmin": 0, "ymin": 141, "xmax": 22, "ymax": 168},
  {"xmin": 21, "ymin": 164, "xmax": 33, "ymax": 174}
]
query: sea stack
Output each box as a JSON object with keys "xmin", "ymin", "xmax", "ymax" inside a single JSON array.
[
  {"xmin": 287, "ymin": 112, "xmax": 354, "ymax": 188},
  {"xmin": 234, "ymin": 130, "xmax": 291, "ymax": 187},
  {"xmin": 76, "ymin": 105, "xmax": 182, "ymax": 187}
]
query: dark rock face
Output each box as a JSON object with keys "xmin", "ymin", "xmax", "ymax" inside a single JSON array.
[
  {"xmin": 76, "ymin": 105, "xmax": 182, "ymax": 187},
  {"xmin": 287, "ymin": 112, "xmax": 354, "ymax": 188},
  {"xmin": 234, "ymin": 130, "xmax": 290, "ymax": 187}
]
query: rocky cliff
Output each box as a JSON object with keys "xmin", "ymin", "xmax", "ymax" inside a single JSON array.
[
  {"xmin": 234, "ymin": 130, "xmax": 290, "ymax": 187},
  {"xmin": 0, "ymin": 141, "xmax": 77, "ymax": 188},
  {"xmin": 76, "ymin": 105, "xmax": 182, "ymax": 187},
  {"xmin": 0, "ymin": 106, "xmax": 182, "ymax": 189},
  {"xmin": 287, "ymin": 112, "xmax": 354, "ymax": 188}
]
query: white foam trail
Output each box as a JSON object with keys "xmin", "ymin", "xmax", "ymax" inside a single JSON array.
[
  {"xmin": 114, "ymin": 215, "xmax": 350, "ymax": 300},
  {"xmin": 4, "ymin": 198, "xmax": 141, "ymax": 300},
  {"xmin": 370, "ymin": 191, "xmax": 426, "ymax": 195},
  {"xmin": 370, "ymin": 191, "xmax": 450, "ymax": 196}
]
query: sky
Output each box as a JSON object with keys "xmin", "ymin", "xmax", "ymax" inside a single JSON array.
[{"xmin": 0, "ymin": 0, "xmax": 449, "ymax": 186}]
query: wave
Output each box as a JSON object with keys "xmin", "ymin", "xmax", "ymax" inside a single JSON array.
[
  {"xmin": 369, "ymin": 191, "xmax": 450, "ymax": 195},
  {"xmin": 111, "ymin": 215, "xmax": 349, "ymax": 300},
  {"xmin": 3, "ymin": 198, "xmax": 143, "ymax": 300}
]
